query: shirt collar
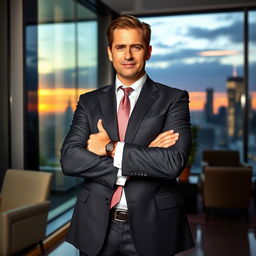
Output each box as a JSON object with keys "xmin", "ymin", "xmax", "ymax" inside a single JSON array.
[{"xmin": 115, "ymin": 73, "xmax": 147, "ymax": 94}]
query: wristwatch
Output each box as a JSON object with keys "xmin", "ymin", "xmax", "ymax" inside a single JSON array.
[{"xmin": 105, "ymin": 140, "xmax": 116, "ymax": 156}]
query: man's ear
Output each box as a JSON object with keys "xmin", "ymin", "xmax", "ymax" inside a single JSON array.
[
  {"xmin": 146, "ymin": 45, "xmax": 152, "ymax": 61},
  {"xmin": 107, "ymin": 46, "xmax": 113, "ymax": 62}
]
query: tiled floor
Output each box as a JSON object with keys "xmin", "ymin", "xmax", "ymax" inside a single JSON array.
[
  {"xmin": 177, "ymin": 224, "xmax": 256, "ymax": 256},
  {"xmin": 47, "ymin": 223, "xmax": 256, "ymax": 256}
]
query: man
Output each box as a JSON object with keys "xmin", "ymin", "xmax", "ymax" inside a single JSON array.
[{"xmin": 61, "ymin": 15, "xmax": 194, "ymax": 256}]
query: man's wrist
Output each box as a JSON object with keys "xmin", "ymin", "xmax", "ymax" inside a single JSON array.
[
  {"xmin": 111, "ymin": 142, "xmax": 117, "ymax": 158},
  {"xmin": 105, "ymin": 140, "xmax": 117, "ymax": 157}
]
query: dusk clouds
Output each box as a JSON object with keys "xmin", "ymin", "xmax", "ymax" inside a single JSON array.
[
  {"xmin": 141, "ymin": 12, "xmax": 256, "ymax": 93},
  {"xmin": 35, "ymin": 12, "xmax": 255, "ymax": 94}
]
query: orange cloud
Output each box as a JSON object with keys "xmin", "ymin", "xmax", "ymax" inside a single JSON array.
[{"xmin": 198, "ymin": 50, "xmax": 239, "ymax": 56}]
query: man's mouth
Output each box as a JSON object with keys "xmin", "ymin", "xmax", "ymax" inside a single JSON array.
[{"xmin": 122, "ymin": 63, "xmax": 136, "ymax": 67}]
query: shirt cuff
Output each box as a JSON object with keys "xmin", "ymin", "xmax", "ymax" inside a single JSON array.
[
  {"xmin": 114, "ymin": 142, "xmax": 127, "ymax": 186},
  {"xmin": 116, "ymin": 172, "xmax": 127, "ymax": 186},
  {"xmin": 113, "ymin": 142, "xmax": 124, "ymax": 169}
]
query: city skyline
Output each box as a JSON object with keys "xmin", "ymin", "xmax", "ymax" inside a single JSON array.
[
  {"xmin": 35, "ymin": 11, "xmax": 256, "ymax": 173},
  {"xmin": 37, "ymin": 87, "xmax": 256, "ymax": 114}
]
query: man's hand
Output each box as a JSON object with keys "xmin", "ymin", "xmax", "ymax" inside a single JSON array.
[
  {"xmin": 149, "ymin": 130, "xmax": 179, "ymax": 148},
  {"xmin": 87, "ymin": 119, "xmax": 110, "ymax": 156},
  {"xmin": 87, "ymin": 120, "xmax": 179, "ymax": 155}
]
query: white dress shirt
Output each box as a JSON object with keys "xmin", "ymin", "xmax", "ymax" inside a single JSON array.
[{"xmin": 113, "ymin": 73, "xmax": 147, "ymax": 210}]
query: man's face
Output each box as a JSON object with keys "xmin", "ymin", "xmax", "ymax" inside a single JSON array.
[{"xmin": 107, "ymin": 28, "xmax": 152, "ymax": 86}]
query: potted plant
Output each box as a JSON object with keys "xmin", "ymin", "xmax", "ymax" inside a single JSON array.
[{"xmin": 179, "ymin": 125, "xmax": 198, "ymax": 182}]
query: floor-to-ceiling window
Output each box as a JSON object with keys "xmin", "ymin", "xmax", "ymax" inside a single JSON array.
[
  {"xmin": 141, "ymin": 12, "xmax": 251, "ymax": 173},
  {"xmin": 37, "ymin": 0, "xmax": 98, "ymax": 192},
  {"xmin": 25, "ymin": 0, "xmax": 98, "ymax": 211},
  {"xmin": 249, "ymin": 10, "xmax": 256, "ymax": 172}
]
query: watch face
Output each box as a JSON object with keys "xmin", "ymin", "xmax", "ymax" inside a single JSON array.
[{"xmin": 106, "ymin": 142, "xmax": 114, "ymax": 152}]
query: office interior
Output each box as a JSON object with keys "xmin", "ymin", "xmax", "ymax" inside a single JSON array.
[{"xmin": 0, "ymin": 0, "xmax": 256, "ymax": 255}]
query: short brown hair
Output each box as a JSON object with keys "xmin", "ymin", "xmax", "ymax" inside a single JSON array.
[{"xmin": 107, "ymin": 15, "xmax": 151, "ymax": 48}]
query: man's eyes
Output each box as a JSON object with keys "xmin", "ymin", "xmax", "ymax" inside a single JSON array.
[
  {"xmin": 115, "ymin": 45, "xmax": 142, "ymax": 51},
  {"xmin": 132, "ymin": 45, "xmax": 142, "ymax": 51},
  {"xmin": 116, "ymin": 45, "xmax": 125, "ymax": 50}
]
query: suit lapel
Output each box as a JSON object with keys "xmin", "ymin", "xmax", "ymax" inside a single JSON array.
[
  {"xmin": 99, "ymin": 85, "xmax": 119, "ymax": 141},
  {"xmin": 125, "ymin": 77, "xmax": 159, "ymax": 143},
  {"xmin": 99, "ymin": 78, "xmax": 159, "ymax": 143}
]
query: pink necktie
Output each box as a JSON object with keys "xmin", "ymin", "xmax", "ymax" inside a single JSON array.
[{"xmin": 110, "ymin": 87, "xmax": 133, "ymax": 209}]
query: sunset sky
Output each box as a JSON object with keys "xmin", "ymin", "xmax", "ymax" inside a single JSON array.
[
  {"xmin": 37, "ymin": 88, "xmax": 256, "ymax": 114},
  {"xmin": 37, "ymin": 11, "xmax": 256, "ymax": 115}
]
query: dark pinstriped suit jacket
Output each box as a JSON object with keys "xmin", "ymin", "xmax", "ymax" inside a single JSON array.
[{"xmin": 61, "ymin": 77, "xmax": 194, "ymax": 256}]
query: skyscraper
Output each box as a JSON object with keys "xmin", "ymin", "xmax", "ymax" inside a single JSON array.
[
  {"xmin": 204, "ymin": 88, "xmax": 214, "ymax": 123},
  {"xmin": 226, "ymin": 76, "xmax": 244, "ymax": 141}
]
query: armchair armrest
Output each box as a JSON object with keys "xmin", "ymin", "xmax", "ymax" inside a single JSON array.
[
  {"xmin": 0, "ymin": 201, "xmax": 51, "ymax": 256},
  {"xmin": 1, "ymin": 201, "xmax": 50, "ymax": 222},
  {"xmin": 240, "ymin": 162, "xmax": 253, "ymax": 169}
]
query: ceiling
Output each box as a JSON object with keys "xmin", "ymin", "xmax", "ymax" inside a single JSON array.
[{"xmin": 100, "ymin": 0, "xmax": 256, "ymax": 15}]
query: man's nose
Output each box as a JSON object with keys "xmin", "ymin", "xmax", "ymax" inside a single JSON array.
[{"xmin": 124, "ymin": 48, "xmax": 133, "ymax": 60}]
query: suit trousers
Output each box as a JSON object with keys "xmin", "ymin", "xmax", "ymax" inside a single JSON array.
[
  {"xmin": 79, "ymin": 219, "xmax": 139, "ymax": 256},
  {"xmin": 79, "ymin": 219, "xmax": 176, "ymax": 256}
]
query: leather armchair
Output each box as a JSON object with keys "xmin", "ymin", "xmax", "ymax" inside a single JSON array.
[
  {"xmin": 0, "ymin": 169, "xmax": 52, "ymax": 256},
  {"xmin": 203, "ymin": 166, "xmax": 252, "ymax": 221},
  {"xmin": 200, "ymin": 150, "xmax": 253, "ymax": 221},
  {"xmin": 202, "ymin": 150, "xmax": 250, "ymax": 168}
]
